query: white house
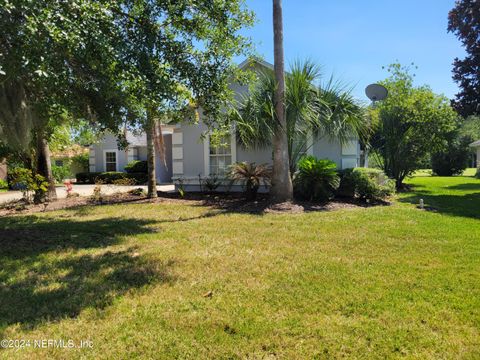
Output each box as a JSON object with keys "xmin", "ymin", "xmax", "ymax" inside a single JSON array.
[{"xmin": 89, "ymin": 58, "xmax": 362, "ymax": 190}]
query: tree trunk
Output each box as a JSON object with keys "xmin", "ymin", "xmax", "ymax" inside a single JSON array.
[
  {"xmin": 36, "ymin": 131, "xmax": 57, "ymax": 201},
  {"xmin": 146, "ymin": 113, "xmax": 157, "ymax": 198},
  {"xmin": 271, "ymin": 0, "xmax": 293, "ymax": 202}
]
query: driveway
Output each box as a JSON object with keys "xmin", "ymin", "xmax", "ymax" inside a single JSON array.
[{"xmin": 0, "ymin": 184, "xmax": 175, "ymax": 204}]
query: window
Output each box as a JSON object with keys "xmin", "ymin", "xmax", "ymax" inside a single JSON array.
[
  {"xmin": 209, "ymin": 135, "xmax": 232, "ymax": 176},
  {"xmin": 105, "ymin": 151, "xmax": 117, "ymax": 172}
]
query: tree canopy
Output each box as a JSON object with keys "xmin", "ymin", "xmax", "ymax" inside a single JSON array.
[
  {"xmin": 448, "ymin": 0, "xmax": 480, "ymax": 117},
  {"xmin": 370, "ymin": 64, "xmax": 458, "ymax": 188},
  {"xmin": 0, "ymin": 0, "xmax": 254, "ymax": 198}
]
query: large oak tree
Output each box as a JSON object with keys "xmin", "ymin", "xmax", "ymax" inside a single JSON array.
[{"xmin": 0, "ymin": 0, "xmax": 253, "ymax": 200}]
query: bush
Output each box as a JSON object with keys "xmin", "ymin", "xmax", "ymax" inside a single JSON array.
[
  {"xmin": 293, "ymin": 156, "xmax": 339, "ymax": 202},
  {"xmin": 201, "ymin": 175, "xmax": 221, "ymax": 192},
  {"xmin": 228, "ymin": 162, "xmax": 272, "ymax": 200},
  {"xmin": 124, "ymin": 160, "xmax": 148, "ymax": 174},
  {"xmin": 0, "ymin": 178, "xmax": 8, "ymax": 190},
  {"xmin": 75, "ymin": 171, "xmax": 147, "ymax": 185},
  {"xmin": 337, "ymin": 168, "xmax": 395, "ymax": 202},
  {"xmin": 76, "ymin": 172, "xmax": 101, "ymax": 184},
  {"xmin": 8, "ymin": 167, "xmax": 49, "ymax": 203},
  {"xmin": 71, "ymin": 153, "xmax": 89, "ymax": 172},
  {"xmin": 52, "ymin": 163, "xmax": 71, "ymax": 183},
  {"xmin": 431, "ymin": 136, "xmax": 472, "ymax": 176}
]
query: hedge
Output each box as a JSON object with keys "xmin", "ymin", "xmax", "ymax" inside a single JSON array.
[
  {"xmin": 337, "ymin": 168, "xmax": 395, "ymax": 201},
  {"xmin": 75, "ymin": 172, "xmax": 147, "ymax": 185},
  {"xmin": 124, "ymin": 160, "xmax": 148, "ymax": 174}
]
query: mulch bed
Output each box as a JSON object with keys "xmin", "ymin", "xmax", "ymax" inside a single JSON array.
[{"xmin": 0, "ymin": 190, "xmax": 390, "ymax": 217}]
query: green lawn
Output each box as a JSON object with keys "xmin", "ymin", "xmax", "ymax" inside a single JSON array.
[{"xmin": 0, "ymin": 174, "xmax": 479, "ymax": 359}]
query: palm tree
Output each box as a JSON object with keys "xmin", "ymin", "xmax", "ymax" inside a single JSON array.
[
  {"xmin": 234, "ymin": 59, "xmax": 367, "ymax": 176},
  {"xmin": 271, "ymin": 0, "xmax": 293, "ymax": 202}
]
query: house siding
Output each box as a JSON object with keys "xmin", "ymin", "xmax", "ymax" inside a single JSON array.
[
  {"xmin": 181, "ymin": 122, "xmax": 208, "ymax": 178},
  {"xmin": 92, "ymin": 134, "xmax": 128, "ymax": 172},
  {"xmin": 90, "ymin": 132, "xmax": 173, "ymax": 183}
]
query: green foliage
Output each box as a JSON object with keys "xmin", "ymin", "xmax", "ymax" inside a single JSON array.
[
  {"xmin": 76, "ymin": 172, "xmax": 147, "ymax": 185},
  {"xmin": 293, "ymin": 156, "xmax": 339, "ymax": 201},
  {"xmin": 71, "ymin": 153, "xmax": 89, "ymax": 172},
  {"xmin": 0, "ymin": 179, "xmax": 8, "ymax": 190},
  {"xmin": 175, "ymin": 178, "xmax": 186, "ymax": 198},
  {"xmin": 51, "ymin": 162, "xmax": 71, "ymax": 183},
  {"xmin": 338, "ymin": 168, "xmax": 395, "ymax": 202},
  {"xmin": 370, "ymin": 63, "xmax": 458, "ymax": 188},
  {"xmin": 202, "ymin": 175, "xmax": 221, "ymax": 192},
  {"xmin": 228, "ymin": 162, "xmax": 272, "ymax": 200},
  {"xmin": 459, "ymin": 116, "xmax": 480, "ymax": 140},
  {"xmin": 448, "ymin": 1, "xmax": 480, "ymax": 116},
  {"xmin": 432, "ymin": 135, "xmax": 472, "ymax": 176},
  {"xmin": 8, "ymin": 167, "xmax": 49, "ymax": 203},
  {"xmin": 234, "ymin": 59, "xmax": 367, "ymax": 174},
  {"xmin": 125, "ymin": 160, "xmax": 148, "ymax": 174}
]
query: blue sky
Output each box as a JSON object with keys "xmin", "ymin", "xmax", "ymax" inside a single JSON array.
[{"xmin": 237, "ymin": 0, "xmax": 465, "ymax": 102}]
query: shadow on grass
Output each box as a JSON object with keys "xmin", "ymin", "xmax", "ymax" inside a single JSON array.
[
  {"xmin": 399, "ymin": 185, "xmax": 480, "ymax": 220},
  {"xmin": 447, "ymin": 182, "xmax": 480, "ymax": 191},
  {"xmin": 0, "ymin": 216, "xmax": 175, "ymax": 332}
]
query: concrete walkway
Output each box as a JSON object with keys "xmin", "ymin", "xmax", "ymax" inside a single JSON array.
[{"xmin": 0, "ymin": 184, "xmax": 175, "ymax": 204}]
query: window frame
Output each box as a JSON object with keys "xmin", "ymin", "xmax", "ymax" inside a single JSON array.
[
  {"xmin": 203, "ymin": 129, "xmax": 236, "ymax": 177},
  {"xmin": 103, "ymin": 150, "xmax": 119, "ymax": 172}
]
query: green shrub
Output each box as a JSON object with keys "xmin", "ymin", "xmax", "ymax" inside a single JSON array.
[
  {"xmin": 76, "ymin": 172, "xmax": 101, "ymax": 184},
  {"xmin": 293, "ymin": 156, "xmax": 339, "ymax": 201},
  {"xmin": 228, "ymin": 162, "xmax": 272, "ymax": 200},
  {"xmin": 124, "ymin": 160, "xmax": 148, "ymax": 174},
  {"xmin": 0, "ymin": 179, "xmax": 8, "ymax": 190},
  {"xmin": 8, "ymin": 167, "xmax": 49, "ymax": 203},
  {"xmin": 76, "ymin": 171, "xmax": 147, "ymax": 185},
  {"xmin": 52, "ymin": 163, "xmax": 71, "ymax": 183},
  {"xmin": 71, "ymin": 153, "xmax": 89, "ymax": 172},
  {"xmin": 201, "ymin": 175, "xmax": 221, "ymax": 192},
  {"xmin": 337, "ymin": 168, "xmax": 395, "ymax": 202},
  {"xmin": 125, "ymin": 173, "xmax": 148, "ymax": 184},
  {"xmin": 431, "ymin": 136, "xmax": 471, "ymax": 176}
]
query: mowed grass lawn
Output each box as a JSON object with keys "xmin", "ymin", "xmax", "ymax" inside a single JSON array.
[{"xmin": 0, "ymin": 172, "xmax": 479, "ymax": 359}]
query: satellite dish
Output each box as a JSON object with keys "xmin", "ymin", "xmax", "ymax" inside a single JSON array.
[{"xmin": 365, "ymin": 84, "xmax": 388, "ymax": 102}]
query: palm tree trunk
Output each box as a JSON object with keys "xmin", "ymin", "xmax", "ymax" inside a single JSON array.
[
  {"xmin": 146, "ymin": 112, "xmax": 157, "ymax": 198},
  {"xmin": 271, "ymin": 0, "xmax": 293, "ymax": 202},
  {"xmin": 36, "ymin": 130, "xmax": 57, "ymax": 201}
]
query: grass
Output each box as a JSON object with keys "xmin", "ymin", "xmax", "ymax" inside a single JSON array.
[{"xmin": 0, "ymin": 173, "xmax": 479, "ymax": 358}]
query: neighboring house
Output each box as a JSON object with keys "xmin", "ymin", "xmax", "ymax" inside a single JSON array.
[
  {"xmin": 470, "ymin": 140, "xmax": 480, "ymax": 167},
  {"xmin": 89, "ymin": 128, "xmax": 174, "ymax": 184},
  {"xmin": 51, "ymin": 144, "xmax": 90, "ymax": 179},
  {"xmin": 0, "ymin": 159, "xmax": 6, "ymax": 181},
  {"xmin": 90, "ymin": 58, "xmax": 362, "ymax": 190}
]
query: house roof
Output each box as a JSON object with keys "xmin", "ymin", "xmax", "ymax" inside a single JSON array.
[
  {"xmin": 126, "ymin": 131, "xmax": 147, "ymax": 147},
  {"xmin": 470, "ymin": 140, "xmax": 480, "ymax": 148},
  {"xmin": 125, "ymin": 126, "xmax": 175, "ymax": 147},
  {"xmin": 238, "ymin": 57, "xmax": 274, "ymax": 71}
]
